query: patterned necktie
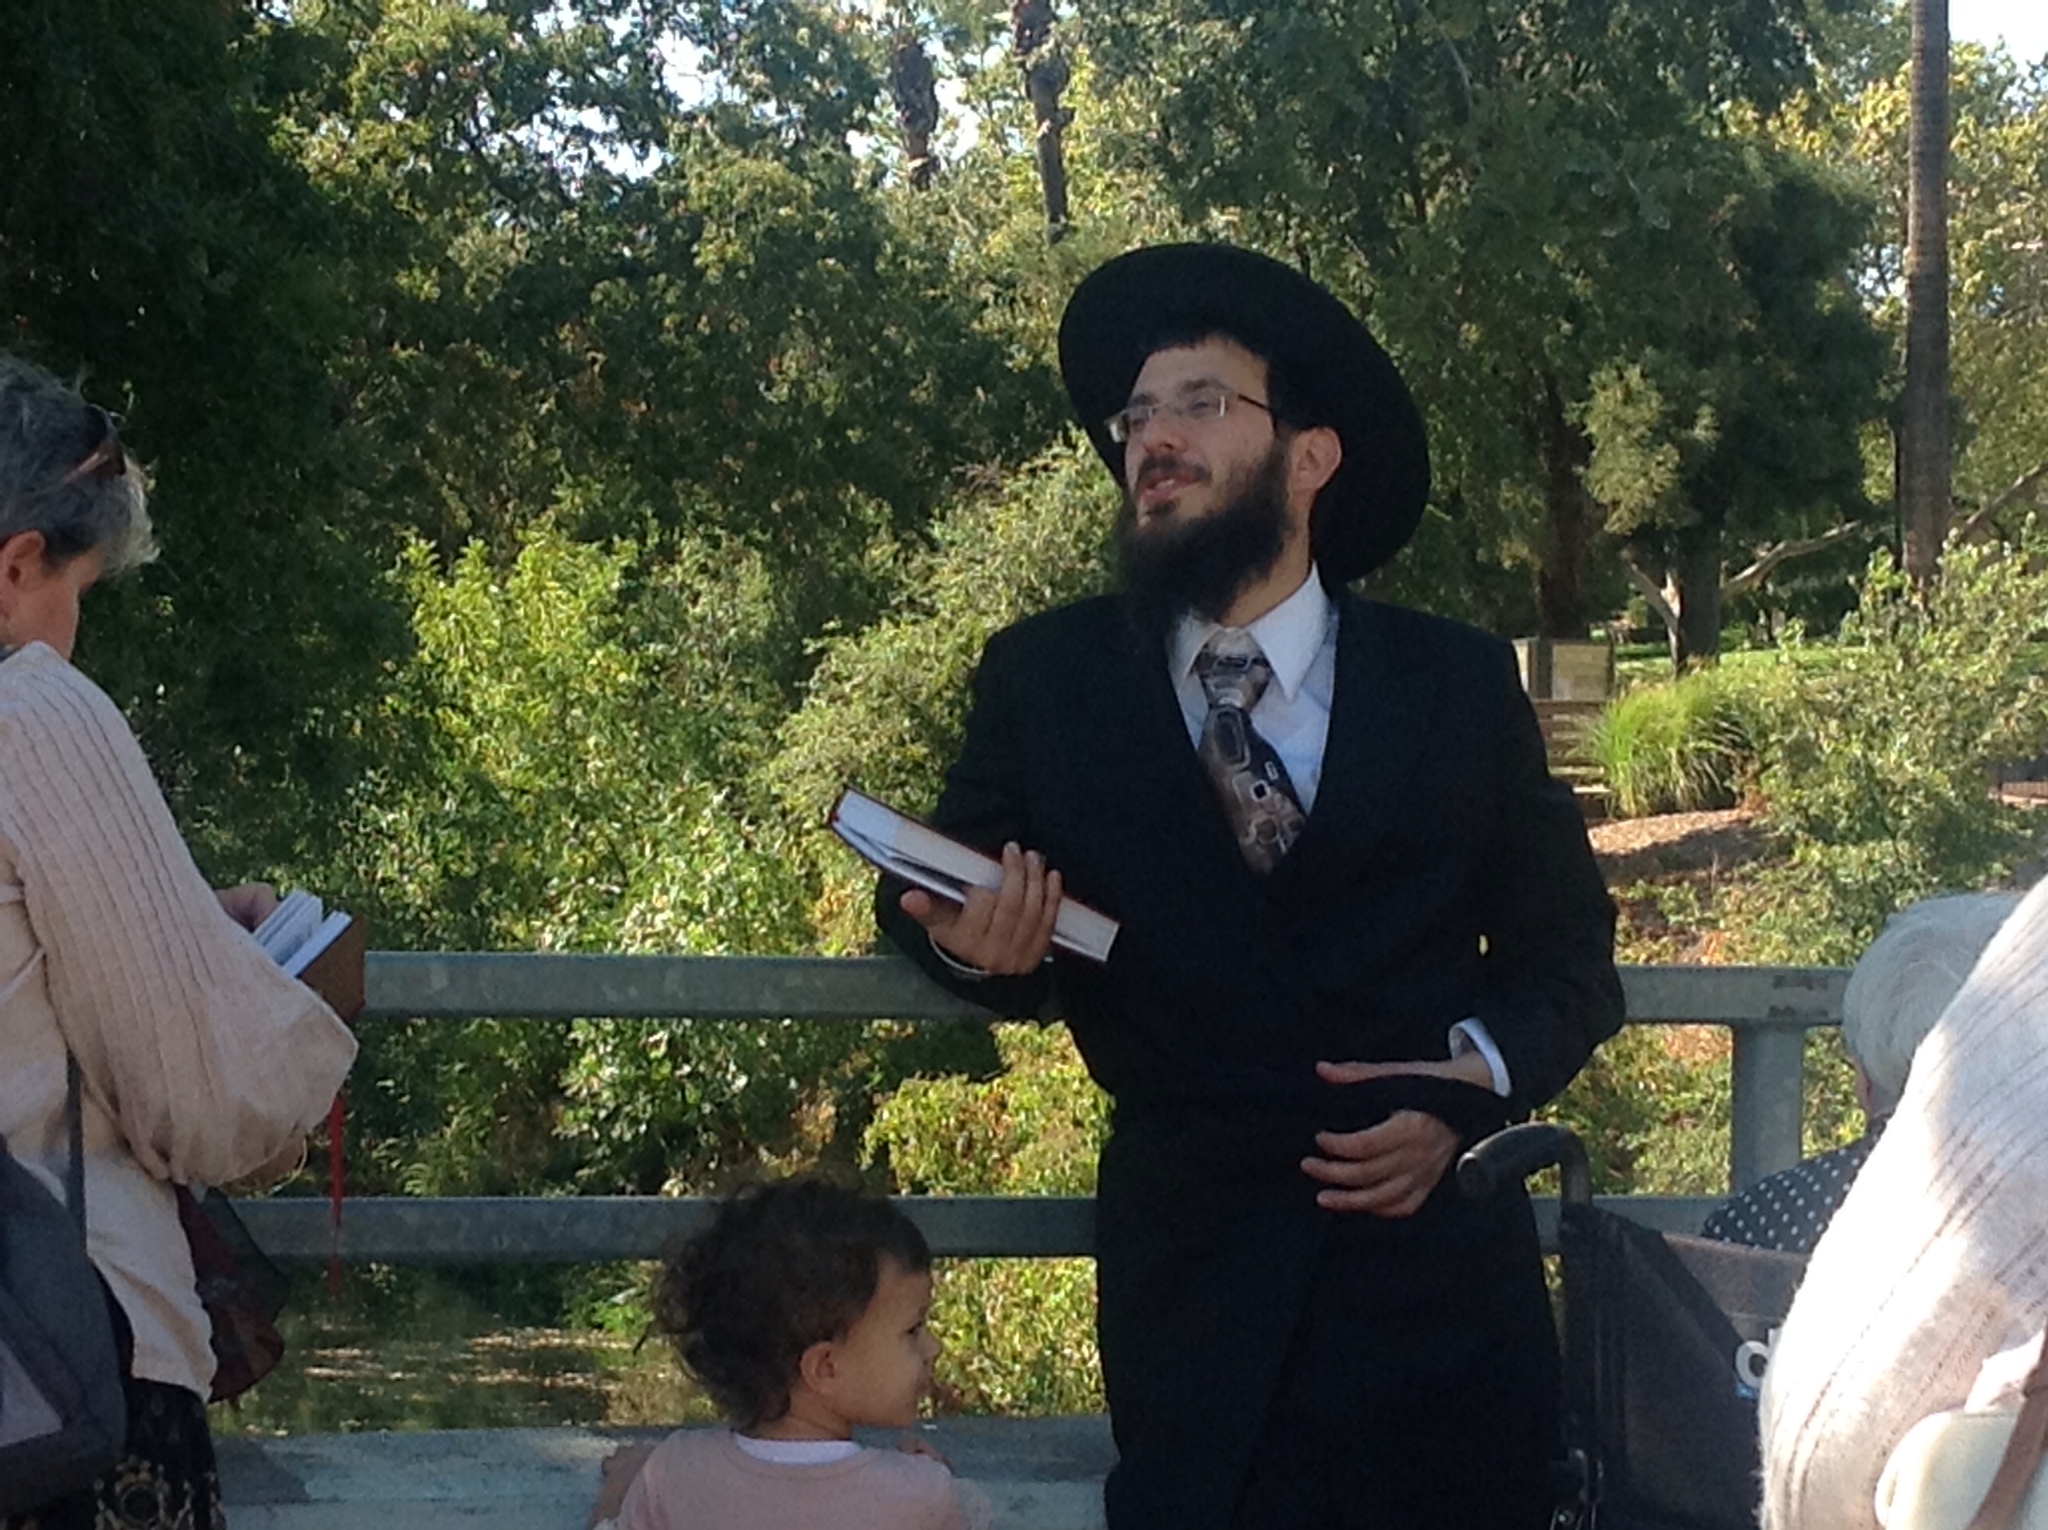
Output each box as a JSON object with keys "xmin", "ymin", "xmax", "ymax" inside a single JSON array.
[{"xmin": 1195, "ymin": 630, "xmax": 1308, "ymax": 874}]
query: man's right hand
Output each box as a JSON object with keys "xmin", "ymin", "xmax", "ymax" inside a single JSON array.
[{"xmin": 898, "ymin": 841, "xmax": 1061, "ymax": 975}]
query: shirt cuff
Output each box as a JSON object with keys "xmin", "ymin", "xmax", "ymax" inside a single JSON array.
[
  {"xmin": 1448, "ymin": 1019, "xmax": 1512, "ymax": 1098},
  {"xmin": 929, "ymin": 931, "xmax": 990, "ymax": 981}
]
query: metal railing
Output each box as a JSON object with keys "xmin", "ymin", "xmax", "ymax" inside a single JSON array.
[{"xmin": 233, "ymin": 956, "xmax": 1846, "ymax": 1264}]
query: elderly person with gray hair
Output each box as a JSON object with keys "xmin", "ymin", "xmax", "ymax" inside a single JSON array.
[
  {"xmin": 1702, "ymin": 892, "xmax": 2020, "ymax": 1253},
  {"xmin": 1761, "ymin": 882, "xmax": 2048, "ymax": 1530},
  {"xmin": 0, "ymin": 356, "xmax": 356, "ymax": 1530}
]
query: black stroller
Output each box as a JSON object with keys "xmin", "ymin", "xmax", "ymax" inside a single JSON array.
[{"xmin": 1460, "ymin": 1123, "xmax": 1810, "ymax": 1530}]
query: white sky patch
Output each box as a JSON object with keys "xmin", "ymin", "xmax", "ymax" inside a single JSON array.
[{"xmin": 1952, "ymin": 0, "xmax": 2048, "ymax": 65}]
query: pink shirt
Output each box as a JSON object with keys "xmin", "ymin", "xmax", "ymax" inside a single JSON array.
[{"xmin": 614, "ymin": 1430, "xmax": 993, "ymax": 1530}]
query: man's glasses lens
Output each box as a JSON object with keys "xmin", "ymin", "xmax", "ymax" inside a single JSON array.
[{"xmin": 1105, "ymin": 388, "xmax": 1255, "ymax": 443}]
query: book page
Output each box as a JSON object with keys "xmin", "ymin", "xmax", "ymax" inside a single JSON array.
[{"xmin": 252, "ymin": 890, "xmax": 321, "ymax": 966}]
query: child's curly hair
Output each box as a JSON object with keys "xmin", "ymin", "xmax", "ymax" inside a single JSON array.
[{"xmin": 650, "ymin": 1178, "xmax": 932, "ymax": 1430}]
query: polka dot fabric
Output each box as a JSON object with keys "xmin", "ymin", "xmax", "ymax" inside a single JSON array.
[{"xmin": 1700, "ymin": 1133, "xmax": 1879, "ymax": 1255}]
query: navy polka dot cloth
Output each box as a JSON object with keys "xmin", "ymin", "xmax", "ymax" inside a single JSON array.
[{"xmin": 1699, "ymin": 1132, "xmax": 1880, "ymax": 1255}]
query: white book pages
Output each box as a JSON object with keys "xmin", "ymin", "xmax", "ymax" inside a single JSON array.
[
  {"xmin": 252, "ymin": 890, "xmax": 321, "ymax": 965},
  {"xmin": 251, "ymin": 891, "xmax": 353, "ymax": 975},
  {"xmin": 830, "ymin": 787, "xmax": 1119, "ymax": 963}
]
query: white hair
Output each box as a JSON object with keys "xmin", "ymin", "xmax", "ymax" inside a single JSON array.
[
  {"xmin": 1841, "ymin": 892, "xmax": 2022, "ymax": 1116},
  {"xmin": 0, "ymin": 356, "xmax": 155, "ymax": 576}
]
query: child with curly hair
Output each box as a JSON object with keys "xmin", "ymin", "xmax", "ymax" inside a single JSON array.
[{"xmin": 596, "ymin": 1178, "xmax": 992, "ymax": 1530}]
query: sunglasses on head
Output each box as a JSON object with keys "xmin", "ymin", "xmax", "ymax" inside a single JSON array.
[{"xmin": 58, "ymin": 406, "xmax": 126, "ymax": 487}]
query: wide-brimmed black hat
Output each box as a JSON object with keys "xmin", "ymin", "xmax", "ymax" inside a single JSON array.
[{"xmin": 1057, "ymin": 243, "xmax": 1429, "ymax": 583}]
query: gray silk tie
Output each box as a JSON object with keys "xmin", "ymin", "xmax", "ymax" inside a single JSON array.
[{"xmin": 1195, "ymin": 630, "xmax": 1308, "ymax": 874}]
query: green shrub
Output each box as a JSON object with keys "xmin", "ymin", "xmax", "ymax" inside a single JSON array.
[
  {"xmin": 866, "ymin": 1025, "xmax": 1110, "ymax": 1414},
  {"xmin": 1586, "ymin": 667, "xmax": 1757, "ymax": 817},
  {"xmin": 1721, "ymin": 530, "xmax": 2048, "ymax": 964}
]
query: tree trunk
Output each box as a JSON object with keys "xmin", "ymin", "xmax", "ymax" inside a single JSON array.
[
  {"xmin": 1013, "ymin": 0, "xmax": 1070, "ymax": 243},
  {"xmin": 1535, "ymin": 373, "xmax": 1595, "ymax": 638},
  {"xmin": 888, "ymin": 33, "xmax": 941, "ymax": 190},
  {"xmin": 1670, "ymin": 538, "xmax": 1723, "ymax": 668},
  {"xmin": 1900, "ymin": 0, "xmax": 1952, "ymax": 589}
]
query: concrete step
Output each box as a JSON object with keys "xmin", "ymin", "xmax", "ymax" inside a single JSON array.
[{"xmin": 218, "ymin": 1419, "xmax": 1114, "ymax": 1530}]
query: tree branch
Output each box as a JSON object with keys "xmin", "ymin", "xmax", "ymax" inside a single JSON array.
[
  {"xmin": 1956, "ymin": 458, "xmax": 2048, "ymax": 540},
  {"xmin": 1720, "ymin": 521, "xmax": 1876, "ymax": 603},
  {"xmin": 1619, "ymin": 550, "xmax": 1679, "ymax": 634}
]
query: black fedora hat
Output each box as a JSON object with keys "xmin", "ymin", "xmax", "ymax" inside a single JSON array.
[{"xmin": 1057, "ymin": 243, "xmax": 1429, "ymax": 583}]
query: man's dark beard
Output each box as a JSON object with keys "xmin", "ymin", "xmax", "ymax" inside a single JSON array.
[{"xmin": 1117, "ymin": 440, "xmax": 1292, "ymax": 634}]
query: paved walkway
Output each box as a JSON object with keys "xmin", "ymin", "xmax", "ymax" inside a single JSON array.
[{"xmin": 218, "ymin": 1418, "xmax": 1114, "ymax": 1529}]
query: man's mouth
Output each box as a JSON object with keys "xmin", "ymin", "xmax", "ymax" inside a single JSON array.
[{"xmin": 1134, "ymin": 458, "xmax": 1206, "ymax": 515}]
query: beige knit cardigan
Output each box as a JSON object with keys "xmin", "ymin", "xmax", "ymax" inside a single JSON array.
[
  {"xmin": 1760, "ymin": 878, "xmax": 2048, "ymax": 1529},
  {"xmin": 0, "ymin": 642, "xmax": 356, "ymax": 1398}
]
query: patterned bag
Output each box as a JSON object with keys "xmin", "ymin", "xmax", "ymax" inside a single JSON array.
[{"xmin": 174, "ymin": 1186, "xmax": 288, "ymax": 1403}]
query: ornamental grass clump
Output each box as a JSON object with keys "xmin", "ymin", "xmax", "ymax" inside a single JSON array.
[{"xmin": 1587, "ymin": 667, "xmax": 1756, "ymax": 818}]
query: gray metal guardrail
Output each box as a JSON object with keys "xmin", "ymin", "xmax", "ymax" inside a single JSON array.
[{"xmin": 232, "ymin": 956, "xmax": 1847, "ymax": 1264}]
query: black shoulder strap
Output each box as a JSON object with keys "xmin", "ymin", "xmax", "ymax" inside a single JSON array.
[{"xmin": 64, "ymin": 1052, "xmax": 86, "ymax": 1232}]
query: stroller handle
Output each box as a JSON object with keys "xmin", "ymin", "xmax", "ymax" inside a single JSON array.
[{"xmin": 1458, "ymin": 1122, "xmax": 1592, "ymax": 1207}]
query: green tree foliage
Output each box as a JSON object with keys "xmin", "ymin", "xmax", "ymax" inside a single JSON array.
[
  {"xmin": 1585, "ymin": 165, "xmax": 1888, "ymax": 663},
  {"xmin": 866, "ymin": 1024, "xmax": 1108, "ymax": 1413},
  {"xmin": 769, "ymin": 440, "xmax": 1115, "ymax": 950},
  {"xmin": 1, "ymin": 0, "xmax": 405, "ymax": 877},
  {"xmin": 1725, "ymin": 530, "xmax": 2048, "ymax": 963},
  {"xmin": 329, "ymin": 522, "xmax": 992, "ymax": 1195},
  {"xmin": 1769, "ymin": 10, "xmax": 2048, "ymax": 546},
  {"xmin": 277, "ymin": 0, "xmax": 1066, "ymax": 674},
  {"xmin": 1078, "ymin": 0, "xmax": 1889, "ymax": 644}
]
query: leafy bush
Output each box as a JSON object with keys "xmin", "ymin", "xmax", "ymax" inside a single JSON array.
[
  {"xmin": 865, "ymin": 1025, "xmax": 1109, "ymax": 1414},
  {"xmin": 768, "ymin": 440, "xmax": 1116, "ymax": 953},
  {"xmin": 1586, "ymin": 666, "xmax": 1758, "ymax": 817},
  {"xmin": 1722, "ymin": 531, "xmax": 2048, "ymax": 964}
]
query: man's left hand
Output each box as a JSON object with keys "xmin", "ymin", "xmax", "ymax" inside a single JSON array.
[{"xmin": 1301, "ymin": 1054, "xmax": 1494, "ymax": 1216}]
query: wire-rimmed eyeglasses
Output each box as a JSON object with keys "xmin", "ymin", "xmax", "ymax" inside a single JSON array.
[{"xmin": 1105, "ymin": 385, "xmax": 1272, "ymax": 445}]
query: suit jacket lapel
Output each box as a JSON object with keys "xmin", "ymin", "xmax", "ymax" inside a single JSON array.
[
  {"xmin": 1268, "ymin": 592, "xmax": 1434, "ymax": 897},
  {"xmin": 1092, "ymin": 599, "xmax": 1270, "ymax": 897}
]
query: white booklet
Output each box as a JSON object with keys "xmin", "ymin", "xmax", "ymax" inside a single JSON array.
[
  {"xmin": 252, "ymin": 890, "xmax": 356, "ymax": 979},
  {"xmin": 830, "ymin": 786, "xmax": 1119, "ymax": 964}
]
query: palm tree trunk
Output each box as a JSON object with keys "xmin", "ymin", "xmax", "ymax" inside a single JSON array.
[{"xmin": 1900, "ymin": 0, "xmax": 1951, "ymax": 589}]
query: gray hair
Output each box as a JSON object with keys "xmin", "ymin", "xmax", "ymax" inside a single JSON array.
[
  {"xmin": 1842, "ymin": 892, "xmax": 2022, "ymax": 1116},
  {"xmin": 0, "ymin": 356, "xmax": 156, "ymax": 574}
]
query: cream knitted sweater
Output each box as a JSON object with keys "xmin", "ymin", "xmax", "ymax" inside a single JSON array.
[
  {"xmin": 0, "ymin": 642, "xmax": 357, "ymax": 1397},
  {"xmin": 1760, "ymin": 879, "xmax": 2048, "ymax": 1529}
]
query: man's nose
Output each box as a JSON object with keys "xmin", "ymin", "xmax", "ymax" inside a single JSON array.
[{"xmin": 1132, "ymin": 406, "xmax": 1186, "ymax": 450}]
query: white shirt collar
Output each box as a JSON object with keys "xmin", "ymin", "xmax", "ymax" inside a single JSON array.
[{"xmin": 1169, "ymin": 566, "xmax": 1334, "ymax": 703}]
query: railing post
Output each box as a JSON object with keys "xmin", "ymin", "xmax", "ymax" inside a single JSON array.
[{"xmin": 1729, "ymin": 1024, "xmax": 1806, "ymax": 1191}]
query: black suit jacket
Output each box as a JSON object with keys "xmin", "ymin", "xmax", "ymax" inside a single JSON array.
[{"xmin": 877, "ymin": 590, "xmax": 1623, "ymax": 1528}]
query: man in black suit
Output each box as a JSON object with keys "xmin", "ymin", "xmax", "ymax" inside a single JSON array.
[{"xmin": 876, "ymin": 245, "xmax": 1623, "ymax": 1529}]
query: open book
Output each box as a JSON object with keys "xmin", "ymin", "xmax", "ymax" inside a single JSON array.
[
  {"xmin": 830, "ymin": 787, "xmax": 1119, "ymax": 964},
  {"xmin": 253, "ymin": 891, "xmax": 367, "ymax": 1020}
]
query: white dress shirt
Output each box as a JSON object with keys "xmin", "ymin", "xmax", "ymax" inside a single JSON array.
[{"xmin": 1171, "ymin": 568, "xmax": 1512, "ymax": 1097}]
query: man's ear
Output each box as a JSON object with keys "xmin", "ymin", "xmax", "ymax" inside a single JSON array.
[{"xmin": 1290, "ymin": 426, "xmax": 1343, "ymax": 501}]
